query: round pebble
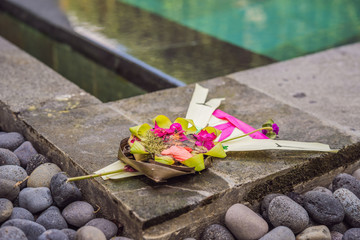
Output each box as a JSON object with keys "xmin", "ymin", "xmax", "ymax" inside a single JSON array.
[
  {"xmin": 259, "ymin": 226, "xmax": 295, "ymax": 240},
  {"xmin": 19, "ymin": 187, "xmax": 53, "ymax": 213},
  {"xmin": 61, "ymin": 228, "xmax": 76, "ymax": 240},
  {"xmin": 0, "ymin": 198, "xmax": 13, "ymax": 224},
  {"xmin": 2, "ymin": 219, "xmax": 46, "ymax": 240},
  {"xmin": 9, "ymin": 207, "xmax": 34, "ymax": 221},
  {"xmin": 303, "ymin": 191, "xmax": 344, "ymax": 225},
  {"xmin": 36, "ymin": 206, "xmax": 68, "ymax": 230},
  {"xmin": 296, "ymin": 225, "xmax": 331, "ymax": 240},
  {"xmin": 0, "ymin": 226, "xmax": 27, "ymax": 240},
  {"xmin": 286, "ymin": 191, "xmax": 304, "ymax": 206},
  {"xmin": 0, "ymin": 178, "xmax": 20, "ymax": 201},
  {"xmin": 62, "ymin": 201, "xmax": 95, "ymax": 227},
  {"xmin": 76, "ymin": 226, "xmax": 106, "ymax": 240},
  {"xmin": 0, "ymin": 148, "xmax": 20, "ymax": 166},
  {"xmin": 225, "ymin": 203, "xmax": 268, "ymax": 240},
  {"xmin": 14, "ymin": 141, "xmax": 38, "ymax": 168},
  {"xmin": 201, "ymin": 224, "xmax": 235, "ymax": 240},
  {"xmin": 86, "ymin": 218, "xmax": 118, "ymax": 239},
  {"xmin": 330, "ymin": 231, "xmax": 343, "ymax": 240},
  {"xmin": 50, "ymin": 173, "xmax": 82, "ymax": 208},
  {"xmin": 333, "ymin": 173, "xmax": 360, "ymax": 199},
  {"xmin": 334, "ymin": 188, "xmax": 360, "ymax": 227},
  {"xmin": 38, "ymin": 229, "xmax": 69, "ymax": 240},
  {"xmin": 268, "ymin": 196, "xmax": 309, "ymax": 234},
  {"xmin": 0, "ymin": 165, "xmax": 28, "ymax": 189},
  {"xmin": 330, "ymin": 221, "xmax": 349, "ymax": 234},
  {"xmin": 343, "ymin": 228, "xmax": 360, "ymax": 240},
  {"xmin": 110, "ymin": 237, "xmax": 133, "ymax": 240},
  {"xmin": 27, "ymin": 163, "xmax": 61, "ymax": 188},
  {"xmin": 0, "ymin": 132, "xmax": 25, "ymax": 151},
  {"xmin": 352, "ymin": 168, "xmax": 360, "ymax": 180},
  {"xmin": 26, "ymin": 154, "xmax": 49, "ymax": 175},
  {"xmin": 312, "ymin": 186, "xmax": 333, "ymax": 196},
  {"xmin": 260, "ymin": 193, "xmax": 283, "ymax": 223}
]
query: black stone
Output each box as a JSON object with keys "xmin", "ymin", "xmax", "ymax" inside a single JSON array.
[
  {"xmin": 50, "ymin": 173, "xmax": 82, "ymax": 208},
  {"xmin": 333, "ymin": 173, "xmax": 360, "ymax": 199},
  {"xmin": 201, "ymin": 224, "xmax": 235, "ymax": 240},
  {"xmin": 303, "ymin": 191, "xmax": 344, "ymax": 225}
]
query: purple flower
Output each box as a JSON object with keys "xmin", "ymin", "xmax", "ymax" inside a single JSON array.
[
  {"xmin": 272, "ymin": 123, "xmax": 279, "ymax": 135},
  {"xmin": 194, "ymin": 130, "xmax": 217, "ymax": 150},
  {"xmin": 152, "ymin": 122, "xmax": 188, "ymax": 141}
]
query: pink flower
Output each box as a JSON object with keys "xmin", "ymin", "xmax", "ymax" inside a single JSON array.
[
  {"xmin": 194, "ymin": 130, "xmax": 217, "ymax": 150},
  {"xmin": 161, "ymin": 146, "xmax": 193, "ymax": 161},
  {"xmin": 152, "ymin": 122, "xmax": 188, "ymax": 141}
]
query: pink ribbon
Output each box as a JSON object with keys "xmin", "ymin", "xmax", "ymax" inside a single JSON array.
[{"xmin": 212, "ymin": 109, "xmax": 268, "ymax": 141}]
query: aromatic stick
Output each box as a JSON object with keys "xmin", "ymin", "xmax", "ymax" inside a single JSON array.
[
  {"xmin": 66, "ymin": 169, "xmax": 125, "ymax": 182},
  {"xmin": 220, "ymin": 127, "xmax": 273, "ymax": 143}
]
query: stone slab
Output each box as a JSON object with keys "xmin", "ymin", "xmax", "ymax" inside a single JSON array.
[{"xmin": 227, "ymin": 43, "xmax": 360, "ymax": 141}]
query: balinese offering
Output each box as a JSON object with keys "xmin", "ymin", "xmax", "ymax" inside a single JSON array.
[{"xmin": 67, "ymin": 84, "xmax": 336, "ymax": 183}]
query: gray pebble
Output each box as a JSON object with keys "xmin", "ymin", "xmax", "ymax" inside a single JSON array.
[
  {"xmin": 14, "ymin": 141, "xmax": 37, "ymax": 168},
  {"xmin": 268, "ymin": 196, "xmax": 309, "ymax": 234},
  {"xmin": 38, "ymin": 229, "xmax": 69, "ymax": 240},
  {"xmin": 260, "ymin": 193, "xmax": 283, "ymax": 224},
  {"xmin": 312, "ymin": 186, "xmax": 333, "ymax": 196},
  {"xmin": 26, "ymin": 154, "xmax": 49, "ymax": 175},
  {"xmin": 50, "ymin": 173, "xmax": 82, "ymax": 208},
  {"xmin": 225, "ymin": 203, "xmax": 268, "ymax": 240},
  {"xmin": 286, "ymin": 191, "xmax": 304, "ymax": 206},
  {"xmin": 201, "ymin": 224, "xmax": 235, "ymax": 240},
  {"xmin": 0, "ymin": 165, "xmax": 28, "ymax": 189},
  {"xmin": 303, "ymin": 191, "xmax": 344, "ymax": 225},
  {"xmin": 76, "ymin": 226, "xmax": 106, "ymax": 240},
  {"xmin": 36, "ymin": 206, "xmax": 68, "ymax": 230},
  {"xmin": 0, "ymin": 226, "xmax": 27, "ymax": 240},
  {"xmin": 19, "ymin": 187, "xmax": 53, "ymax": 213},
  {"xmin": 0, "ymin": 148, "xmax": 20, "ymax": 166},
  {"xmin": 333, "ymin": 173, "xmax": 360, "ymax": 199},
  {"xmin": 62, "ymin": 201, "xmax": 95, "ymax": 227},
  {"xmin": 334, "ymin": 188, "xmax": 360, "ymax": 227},
  {"xmin": 259, "ymin": 226, "xmax": 295, "ymax": 240},
  {"xmin": 0, "ymin": 198, "xmax": 13, "ymax": 224},
  {"xmin": 0, "ymin": 133, "xmax": 25, "ymax": 151},
  {"xmin": 61, "ymin": 228, "xmax": 76, "ymax": 240},
  {"xmin": 9, "ymin": 207, "xmax": 34, "ymax": 221},
  {"xmin": 330, "ymin": 231, "xmax": 343, "ymax": 240},
  {"xmin": 352, "ymin": 168, "xmax": 360, "ymax": 180},
  {"xmin": 110, "ymin": 237, "xmax": 133, "ymax": 240},
  {"xmin": 1, "ymin": 219, "xmax": 46, "ymax": 240},
  {"xmin": 27, "ymin": 163, "xmax": 61, "ymax": 188},
  {"xmin": 182, "ymin": 238, "xmax": 196, "ymax": 240},
  {"xmin": 86, "ymin": 218, "xmax": 118, "ymax": 239},
  {"xmin": 329, "ymin": 221, "xmax": 349, "ymax": 234},
  {"xmin": 343, "ymin": 228, "xmax": 360, "ymax": 240},
  {"xmin": 0, "ymin": 178, "xmax": 20, "ymax": 201}
]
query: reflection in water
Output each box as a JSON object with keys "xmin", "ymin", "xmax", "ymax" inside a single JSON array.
[
  {"xmin": 59, "ymin": 0, "xmax": 275, "ymax": 83},
  {"xmin": 0, "ymin": 12, "xmax": 145, "ymax": 102}
]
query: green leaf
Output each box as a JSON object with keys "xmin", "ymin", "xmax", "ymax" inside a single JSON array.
[
  {"xmin": 174, "ymin": 117, "xmax": 197, "ymax": 134},
  {"xmin": 205, "ymin": 143, "xmax": 227, "ymax": 158},
  {"xmin": 154, "ymin": 155, "xmax": 175, "ymax": 165},
  {"xmin": 203, "ymin": 126, "xmax": 222, "ymax": 137},
  {"xmin": 129, "ymin": 123, "xmax": 151, "ymax": 139},
  {"xmin": 152, "ymin": 115, "xmax": 172, "ymax": 128},
  {"xmin": 262, "ymin": 119, "xmax": 274, "ymax": 128},
  {"xmin": 182, "ymin": 154, "xmax": 205, "ymax": 171},
  {"xmin": 130, "ymin": 141, "xmax": 149, "ymax": 154},
  {"xmin": 266, "ymin": 132, "xmax": 277, "ymax": 139}
]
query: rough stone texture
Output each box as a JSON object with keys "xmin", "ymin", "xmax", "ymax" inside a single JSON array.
[
  {"xmin": 0, "ymin": 226, "xmax": 27, "ymax": 240},
  {"xmin": 0, "ymin": 148, "xmax": 20, "ymax": 166},
  {"xmin": 36, "ymin": 206, "xmax": 68, "ymax": 230},
  {"xmin": 260, "ymin": 193, "xmax": 284, "ymax": 224},
  {"xmin": 334, "ymin": 188, "xmax": 360, "ymax": 227},
  {"xmin": 329, "ymin": 221, "xmax": 349, "ymax": 234},
  {"xmin": 50, "ymin": 173, "xmax": 82, "ymax": 208},
  {"xmin": 76, "ymin": 226, "xmax": 106, "ymax": 240},
  {"xmin": 330, "ymin": 231, "xmax": 343, "ymax": 240},
  {"xmin": 311, "ymin": 186, "xmax": 333, "ymax": 196},
  {"xmin": 268, "ymin": 196, "xmax": 309, "ymax": 234},
  {"xmin": 61, "ymin": 228, "xmax": 76, "ymax": 240},
  {"xmin": 352, "ymin": 168, "xmax": 360, "ymax": 180},
  {"xmin": 259, "ymin": 226, "xmax": 295, "ymax": 240},
  {"xmin": 85, "ymin": 218, "xmax": 118, "ymax": 240},
  {"xmin": 0, "ymin": 178, "xmax": 20, "ymax": 201},
  {"xmin": 38, "ymin": 229, "xmax": 69, "ymax": 240},
  {"xmin": 225, "ymin": 203, "xmax": 268, "ymax": 240},
  {"xmin": 62, "ymin": 201, "xmax": 95, "ymax": 227},
  {"xmin": 303, "ymin": 191, "xmax": 344, "ymax": 225},
  {"xmin": 14, "ymin": 141, "xmax": 38, "ymax": 168},
  {"xmin": 200, "ymin": 224, "xmax": 234, "ymax": 240},
  {"xmin": 343, "ymin": 228, "xmax": 360, "ymax": 240},
  {"xmin": 18, "ymin": 187, "xmax": 53, "ymax": 213},
  {"xmin": 332, "ymin": 173, "xmax": 360, "ymax": 199},
  {"xmin": 228, "ymin": 43, "xmax": 360, "ymax": 141},
  {"xmin": 1, "ymin": 219, "xmax": 46, "ymax": 240},
  {"xmin": 0, "ymin": 165, "xmax": 28, "ymax": 189},
  {"xmin": 296, "ymin": 225, "xmax": 331, "ymax": 240},
  {"xmin": 0, "ymin": 132, "xmax": 25, "ymax": 151},
  {"xmin": 27, "ymin": 163, "xmax": 61, "ymax": 188},
  {"xmin": 9, "ymin": 207, "xmax": 34, "ymax": 221},
  {"xmin": 0, "ymin": 198, "xmax": 13, "ymax": 223},
  {"xmin": 25, "ymin": 154, "xmax": 50, "ymax": 175}
]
